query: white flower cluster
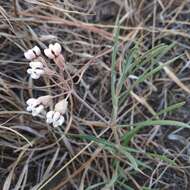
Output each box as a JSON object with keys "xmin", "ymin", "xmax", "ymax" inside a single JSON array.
[
  {"xmin": 26, "ymin": 96, "xmax": 68, "ymax": 127},
  {"xmin": 24, "ymin": 46, "xmax": 41, "ymax": 60},
  {"xmin": 27, "ymin": 61, "xmax": 45, "ymax": 79},
  {"xmin": 46, "ymin": 111, "xmax": 65, "ymax": 128},
  {"xmin": 25, "ymin": 43, "xmax": 68, "ymax": 127},
  {"xmin": 24, "ymin": 43, "xmax": 62, "ymax": 79},
  {"xmin": 44, "ymin": 43, "xmax": 62, "ymax": 59},
  {"xmin": 26, "ymin": 95, "xmax": 52, "ymax": 116},
  {"xmin": 26, "ymin": 98, "xmax": 44, "ymax": 116},
  {"xmin": 46, "ymin": 99, "xmax": 68, "ymax": 127}
]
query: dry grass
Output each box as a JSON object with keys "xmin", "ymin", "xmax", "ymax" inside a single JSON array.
[{"xmin": 1, "ymin": 0, "xmax": 190, "ymax": 189}]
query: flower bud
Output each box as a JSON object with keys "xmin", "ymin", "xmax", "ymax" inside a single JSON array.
[
  {"xmin": 33, "ymin": 46, "xmax": 41, "ymax": 56},
  {"xmin": 38, "ymin": 95, "xmax": 53, "ymax": 107},
  {"xmin": 53, "ymin": 43, "xmax": 62, "ymax": 56},
  {"xmin": 44, "ymin": 43, "xmax": 62, "ymax": 59},
  {"xmin": 24, "ymin": 50, "xmax": 36, "ymax": 60},
  {"xmin": 24, "ymin": 46, "xmax": 41, "ymax": 60},
  {"xmin": 54, "ymin": 99, "xmax": 68, "ymax": 114},
  {"xmin": 44, "ymin": 48, "xmax": 55, "ymax": 59}
]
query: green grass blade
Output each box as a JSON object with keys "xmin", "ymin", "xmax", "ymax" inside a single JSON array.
[
  {"xmin": 121, "ymin": 119, "xmax": 190, "ymax": 146},
  {"xmin": 154, "ymin": 101, "xmax": 185, "ymax": 117}
]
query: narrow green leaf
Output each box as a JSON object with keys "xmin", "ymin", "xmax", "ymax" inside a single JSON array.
[
  {"xmin": 121, "ymin": 119, "xmax": 190, "ymax": 145},
  {"xmin": 155, "ymin": 101, "xmax": 185, "ymax": 117}
]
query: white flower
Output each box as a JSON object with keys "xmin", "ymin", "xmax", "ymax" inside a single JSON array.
[
  {"xmin": 46, "ymin": 111, "xmax": 55, "ymax": 124},
  {"xmin": 26, "ymin": 98, "xmax": 39, "ymax": 111},
  {"xmin": 53, "ymin": 115, "xmax": 65, "ymax": 127},
  {"xmin": 27, "ymin": 61, "xmax": 44, "ymax": 79},
  {"xmin": 24, "ymin": 46, "xmax": 41, "ymax": 60},
  {"xmin": 26, "ymin": 96, "xmax": 52, "ymax": 116},
  {"xmin": 54, "ymin": 99, "xmax": 68, "ymax": 114},
  {"xmin": 31, "ymin": 105, "xmax": 45, "ymax": 116},
  {"xmin": 44, "ymin": 43, "xmax": 62, "ymax": 59},
  {"xmin": 27, "ymin": 68, "xmax": 44, "ymax": 79},
  {"xmin": 46, "ymin": 111, "xmax": 65, "ymax": 127},
  {"xmin": 26, "ymin": 98, "xmax": 45, "ymax": 116}
]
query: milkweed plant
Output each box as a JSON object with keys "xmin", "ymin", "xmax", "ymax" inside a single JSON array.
[{"xmin": 24, "ymin": 43, "xmax": 69, "ymax": 128}]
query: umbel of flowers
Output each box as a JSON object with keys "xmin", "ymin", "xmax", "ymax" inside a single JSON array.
[
  {"xmin": 27, "ymin": 61, "xmax": 45, "ymax": 79},
  {"xmin": 26, "ymin": 95, "xmax": 52, "ymax": 116},
  {"xmin": 46, "ymin": 99, "xmax": 68, "ymax": 127},
  {"xmin": 24, "ymin": 43, "xmax": 69, "ymax": 127}
]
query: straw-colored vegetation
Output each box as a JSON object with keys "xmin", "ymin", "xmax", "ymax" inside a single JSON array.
[{"xmin": 1, "ymin": 0, "xmax": 190, "ymax": 189}]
